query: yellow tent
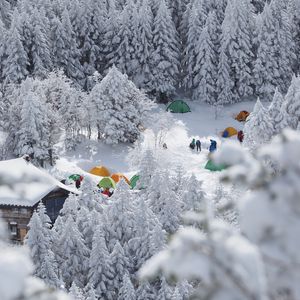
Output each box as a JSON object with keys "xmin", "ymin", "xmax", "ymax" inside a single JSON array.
[
  {"xmin": 222, "ymin": 127, "xmax": 238, "ymax": 137},
  {"xmin": 111, "ymin": 173, "xmax": 130, "ymax": 185},
  {"xmin": 89, "ymin": 166, "xmax": 110, "ymax": 177}
]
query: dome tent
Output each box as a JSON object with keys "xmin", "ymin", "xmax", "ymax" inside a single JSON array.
[
  {"xmin": 205, "ymin": 160, "xmax": 227, "ymax": 172},
  {"xmin": 166, "ymin": 100, "xmax": 191, "ymax": 113},
  {"xmin": 98, "ymin": 177, "xmax": 116, "ymax": 189},
  {"xmin": 89, "ymin": 166, "xmax": 110, "ymax": 177},
  {"xmin": 130, "ymin": 174, "xmax": 140, "ymax": 189},
  {"xmin": 222, "ymin": 127, "xmax": 238, "ymax": 138},
  {"xmin": 235, "ymin": 110, "xmax": 250, "ymax": 122}
]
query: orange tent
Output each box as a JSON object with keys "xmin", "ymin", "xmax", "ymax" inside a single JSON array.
[
  {"xmin": 111, "ymin": 173, "xmax": 130, "ymax": 185},
  {"xmin": 235, "ymin": 110, "xmax": 250, "ymax": 122},
  {"xmin": 89, "ymin": 166, "xmax": 110, "ymax": 177}
]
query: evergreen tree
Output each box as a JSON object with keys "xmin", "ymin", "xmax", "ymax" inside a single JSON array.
[
  {"xmin": 25, "ymin": 203, "xmax": 62, "ymax": 288},
  {"xmin": 118, "ymin": 273, "xmax": 136, "ymax": 300},
  {"xmin": 14, "ymin": 90, "xmax": 50, "ymax": 166},
  {"xmin": 84, "ymin": 283, "xmax": 98, "ymax": 300},
  {"xmin": 134, "ymin": 0, "xmax": 154, "ymax": 90},
  {"xmin": 192, "ymin": 13, "xmax": 218, "ymax": 104},
  {"xmin": 244, "ymin": 98, "xmax": 274, "ymax": 150},
  {"xmin": 88, "ymin": 226, "xmax": 114, "ymax": 299},
  {"xmin": 221, "ymin": 0, "xmax": 254, "ymax": 100},
  {"xmin": 183, "ymin": 1, "xmax": 207, "ymax": 93},
  {"xmin": 110, "ymin": 241, "xmax": 131, "ymax": 295},
  {"xmin": 171, "ymin": 287, "xmax": 183, "ymax": 300},
  {"xmin": 216, "ymin": 45, "xmax": 234, "ymax": 104},
  {"xmin": 0, "ymin": 0, "xmax": 11, "ymax": 27},
  {"xmin": 268, "ymin": 88, "xmax": 288, "ymax": 134},
  {"xmin": 69, "ymin": 282, "xmax": 84, "ymax": 300},
  {"xmin": 183, "ymin": 174, "xmax": 206, "ymax": 212},
  {"xmin": 56, "ymin": 215, "xmax": 90, "ymax": 288},
  {"xmin": 136, "ymin": 281, "xmax": 156, "ymax": 300},
  {"xmin": 2, "ymin": 10, "xmax": 29, "ymax": 84},
  {"xmin": 284, "ymin": 75, "xmax": 300, "ymax": 129},
  {"xmin": 150, "ymin": 0, "xmax": 180, "ymax": 99},
  {"xmin": 89, "ymin": 66, "xmax": 152, "ymax": 144},
  {"xmin": 29, "ymin": 7, "xmax": 52, "ymax": 79},
  {"xmin": 157, "ymin": 277, "xmax": 173, "ymax": 300},
  {"xmin": 137, "ymin": 149, "xmax": 156, "ymax": 189}
]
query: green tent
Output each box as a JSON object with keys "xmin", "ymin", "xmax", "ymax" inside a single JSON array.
[
  {"xmin": 130, "ymin": 174, "xmax": 140, "ymax": 189},
  {"xmin": 205, "ymin": 160, "xmax": 227, "ymax": 172},
  {"xmin": 166, "ymin": 100, "xmax": 191, "ymax": 113},
  {"xmin": 98, "ymin": 177, "xmax": 116, "ymax": 189},
  {"xmin": 68, "ymin": 174, "xmax": 81, "ymax": 181}
]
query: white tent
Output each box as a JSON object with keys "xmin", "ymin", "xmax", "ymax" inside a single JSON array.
[{"xmin": 0, "ymin": 158, "xmax": 80, "ymax": 207}]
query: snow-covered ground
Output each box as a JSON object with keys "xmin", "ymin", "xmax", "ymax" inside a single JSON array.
[{"xmin": 53, "ymin": 101, "xmax": 256, "ymax": 191}]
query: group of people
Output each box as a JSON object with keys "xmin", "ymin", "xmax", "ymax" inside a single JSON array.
[
  {"xmin": 190, "ymin": 138, "xmax": 217, "ymax": 153},
  {"xmin": 189, "ymin": 139, "xmax": 202, "ymax": 152}
]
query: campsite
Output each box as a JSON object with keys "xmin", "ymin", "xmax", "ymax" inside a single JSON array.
[{"xmin": 1, "ymin": 0, "xmax": 300, "ymax": 299}]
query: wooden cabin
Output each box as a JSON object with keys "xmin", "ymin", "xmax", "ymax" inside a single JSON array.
[{"xmin": 0, "ymin": 158, "xmax": 80, "ymax": 243}]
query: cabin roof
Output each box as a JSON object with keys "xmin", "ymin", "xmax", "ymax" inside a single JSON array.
[{"xmin": 0, "ymin": 158, "xmax": 80, "ymax": 207}]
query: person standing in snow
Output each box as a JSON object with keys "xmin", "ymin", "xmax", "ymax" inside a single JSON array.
[
  {"xmin": 190, "ymin": 138, "xmax": 196, "ymax": 150},
  {"xmin": 196, "ymin": 140, "xmax": 201, "ymax": 152},
  {"xmin": 237, "ymin": 130, "xmax": 244, "ymax": 143},
  {"xmin": 209, "ymin": 140, "xmax": 217, "ymax": 152}
]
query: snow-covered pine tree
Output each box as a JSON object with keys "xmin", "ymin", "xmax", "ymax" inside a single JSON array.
[
  {"xmin": 149, "ymin": 221, "xmax": 167, "ymax": 256},
  {"xmin": 157, "ymin": 277, "xmax": 174, "ymax": 300},
  {"xmin": 84, "ymin": 283, "xmax": 98, "ymax": 300},
  {"xmin": 118, "ymin": 273, "xmax": 136, "ymax": 300},
  {"xmin": 56, "ymin": 215, "xmax": 90, "ymax": 288},
  {"xmin": 52, "ymin": 9, "xmax": 84, "ymax": 86},
  {"xmin": 220, "ymin": 0, "xmax": 254, "ymax": 101},
  {"xmin": 216, "ymin": 44, "xmax": 234, "ymax": 105},
  {"xmin": 136, "ymin": 281, "xmax": 156, "ymax": 300},
  {"xmin": 251, "ymin": 0, "xmax": 267, "ymax": 13},
  {"xmin": 2, "ymin": 10, "xmax": 29, "ymax": 84},
  {"xmin": 110, "ymin": 241, "xmax": 131, "ymax": 296},
  {"xmin": 14, "ymin": 90, "xmax": 50, "ymax": 166},
  {"xmin": 134, "ymin": 0, "xmax": 153, "ymax": 90},
  {"xmin": 0, "ymin": 0, "xmax": 11, "ymax": 27},
  {"xmin": 171, "ymin": 287, "xmax": 183, "ymax": 300},
  {"xmin": 182, "ymin": 0, "xmax": 207, "ymax": 93},
  {"xmin": 89, "ymin": 66, "xmax": 152, "ymax": 144},
  {"xmin": 88, "ymin": 225, "xmax": 114, "ymax": 300},
  {"xmin": 148, "ymin": 170, "xmax": 182, "ymax": 234},
  {"xmin": 25, "ymin": 202, "xmax": 62, "ymax": 288},
  {"xmin": 29, "ymin": 7, "xmax": 52, "ymax": 79},
  {"xmin": 108, "ymin": 0, "xmax": 139, "ymax": 79},
  {"xmin": 69, "ymin": 282, "xmax": 84, "ymax": 300},
  {"xmin": 137, "ymin": 149, "xmax": 156, "ymax": 189},
  {"xmin": 284, "ymin": 75, "xmax": 300, "ymax": 130},
  {"xmin": 192, "ymin": 12, "xmax": 218, "ymax": 104},
  {"xmin": 244, "ymin": 98, "xmax": 274, "ymax": 150},
  {"xmin": 268, "ymin": 88, "xmax": 288, "ymax": 134},
  {"xmin": 149, "ymin": 0, "xmax": 180, "ymax": 100},
  {"xmin": 183, "ymin": 174, "xmax": 206, "ymax": 212}
]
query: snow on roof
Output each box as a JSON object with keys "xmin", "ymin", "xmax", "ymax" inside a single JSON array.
[{"xmin": 0, "ymin": 158, "xmax": 80, "ymax": 207}]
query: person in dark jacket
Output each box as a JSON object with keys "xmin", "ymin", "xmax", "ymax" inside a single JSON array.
[
  {"xmin": 237, "ymin": 130, "xmax": 244, "ymax": 143},
  {"xmin": 196, "ymin": 140, "xmax": 201, "ymax": 152},
  {"xmin": 189, "ymin": 138, "xmax": 196, "ymax": 150},
  {"xmin": 209, "ymin": 140, "xmax": 217, "ymax": 152}
]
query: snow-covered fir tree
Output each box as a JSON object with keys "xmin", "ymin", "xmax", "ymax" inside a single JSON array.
[
  {"xmin": 192, "ymin": 12, "xmax": 218, "ymax": 104},
  {"xmin": 284, "ymin": 75, "xmax": 300, "ymax": 130},
  {"xmin": 244, "ymin": 98, "xmax": 274, "ymax": 150},
  {"xmin": 118, "ymin": 273, "xmax": 136, "ymax": 300},
  {"xmin": 88, "ymin": 226, "xmax": 114, "ymax": 299},
  {"xmin": 268, "ymin": 88, "xmax": 288, "ymax": 134},
  {"xmin": 2, "ymin": 10, "xmax": 29, "ymax": 84},
  {"xmin": 220, "ymin": 0, "xmax": 254, "ymax": 101},
  {"xmin": 69, "ymin": 282, "xmax": 84, "ymax": 300},
  {"xmin": 149, "ymin": 0, "xmax": 180, "ymax": 100},
  {"xmin": 89, "ymin": 66, "xmax": 153, "ymax": 144},
  {"xmin": 25, "ymin": 202, "xmax": 62, "ymax": 288}
]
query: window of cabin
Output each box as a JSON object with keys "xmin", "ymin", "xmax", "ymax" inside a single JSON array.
[
  {"xmin": 9, "ymin": 223, "xmax": 17, "ymax": 236},
  {"xmin": 20, "ymin": 208, "xmax": 28, "ymax": 214}
]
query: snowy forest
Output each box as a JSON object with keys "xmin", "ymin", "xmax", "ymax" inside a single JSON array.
[{"xmin": 1, "ymin": 0, "xmax": 300, "ymax": 299}]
